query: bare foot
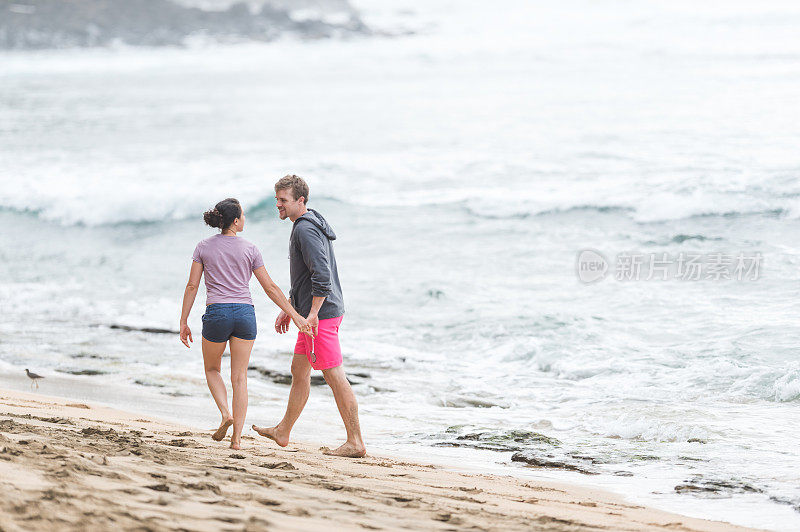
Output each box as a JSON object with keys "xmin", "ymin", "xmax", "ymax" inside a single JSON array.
[
  {"xmin": 252, "ymin": 424, "xmax": 289, "ymax": 447},
  {"xmin": 230, "ymin": 439, "xmax": 241, "ymax": 450},
  {"xmin": 320, "ymin": 441, "xmax": 366, "ymax": 458},
  {"xmin": 212, "ymin": 417, "xmax": 233, "ymax": 441}
]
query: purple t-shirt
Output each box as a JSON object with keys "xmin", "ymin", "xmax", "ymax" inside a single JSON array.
[{"xmin": 192, "ymin": 234, "xmax": 265, "ymax": 305}]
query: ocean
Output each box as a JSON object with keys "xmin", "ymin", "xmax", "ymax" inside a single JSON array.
[{"xmin": 1, "ymin": 0, "xmax": 799, "ymax": 529}]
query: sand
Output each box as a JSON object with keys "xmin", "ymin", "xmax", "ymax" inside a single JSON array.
[{"xmin": 0, "ymin": 389, "xmax": 757, "ymax": 531}]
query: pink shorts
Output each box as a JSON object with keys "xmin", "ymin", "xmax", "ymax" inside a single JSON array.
[{"xmin": 294, "ymin": 315, "xmax": 343, "ymax": 370}]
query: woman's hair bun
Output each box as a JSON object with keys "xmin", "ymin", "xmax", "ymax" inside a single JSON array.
[
  {"xmin": 203, "ymin": 199, "xmax": 241, "ymax": 231},
  {"xmin": 203, "ymin": 207, "xmax": 223, "ymax": 228}
]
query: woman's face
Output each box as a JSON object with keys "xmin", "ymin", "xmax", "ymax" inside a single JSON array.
[{"xmin": 234, "ymin": 209, "xmax": 245, "ymax": 232}]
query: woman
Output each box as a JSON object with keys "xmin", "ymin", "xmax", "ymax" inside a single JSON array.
[{"xmin": 179, "ymin": 198, "xmax": 310, "ymax": 450}]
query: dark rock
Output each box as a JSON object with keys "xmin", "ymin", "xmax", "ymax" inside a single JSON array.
[
  {"xmin": 630, "ymin": 454, "xmax": 660, "ymax": 461},
  {"xmin": 161, "ymin": 390, "xmax": 191, "ymax": 397},
  {"xmin": 0, "ymin": 0, "xmax": 369, "ymax": 50},
  {"xmin": 442, "ymin": 397, "xmax": 508, "ymax": 409},
  {"xmin": 110, "ymin": 324, "xmax": 177, "ymax": 334},
  {"xmin": 70, "ymin": 352, "xmax": 106, "ymax": 359},
  {"xmin": 769, "ymin": 495, "xmax": 800, "ymax": 513},
  {"xmin": 134, "ymin": 379, "xmax": 166, "ymax": 388},
  {"xmin": 434, "ymin": 428, "xmax": 561, "ymax": 453},
  {"xmin": 456, "ymin": 430, "xmax": 561, "ymax": 446},
  {"xmin": 674, "ymin": 476, "xmax": 762, "ymax": 496},
  {"xmin": 511, "ymin": 452, "xmax": 599, "ymax": 475},
  {"xmin": 56, "ymin": 369, "xmax": 107, "ymax": 376},
  {"xmin": 248, "ymin": 365, "xmax": 367, "ymax": 386}
]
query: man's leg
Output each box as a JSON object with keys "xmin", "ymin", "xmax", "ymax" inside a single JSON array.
[
  {"xmin": 321, "ymin": 365, "xmax": 366, "ymax": 457},
  {"xmin": 253, "ymin": 354, "xmax": 311, "ymax": 446}
]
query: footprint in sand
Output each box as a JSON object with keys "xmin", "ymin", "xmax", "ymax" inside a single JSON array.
[
  {"xmin": 258, "ymin": 461, "xmax": 296, "ymax": 470},
  {"xmin": 256, "ymin": 498, "xmax": 282, "ymax": 506},
  {"xmin": 213, "ymin": 464, "xmax": 246, "ymax": 472},
  {"xmin": 147, "ymin": 496, "xmax": 169, "ymax": 506},
  {"xmin": 275, "ymin": 507, "xmax": 309, "ymax": 517},
  {"xmin": 215, "ymin": 516, "xmax": 242, "ymax": 524},
  {"xmin": 182, "ymin": 482, "xmax": 221, "ymax": 495}
]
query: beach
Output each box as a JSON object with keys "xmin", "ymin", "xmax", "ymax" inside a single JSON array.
[
  {"xmin": 0, "ymin": 388, "xmax": 756, "ymax": 531},
  {"xmin": 2, "ymin": 0, "xmax": 800, "ymax": 528}
]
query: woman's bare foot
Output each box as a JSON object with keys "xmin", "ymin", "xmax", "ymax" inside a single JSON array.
[
  {"xmin": 230, "ymin": 438, "xmax": 241, "ymax": 450},
  {"xmin": 252, "ymin": 424, "xmax": 289, "ymax": 447},
  {"xmin": 320, "ymin": 441, "xmax": 366, "ymax": 458},
  {"xmin": 212, "ymin": 417, "xmax": 234, "ymax": 441}
]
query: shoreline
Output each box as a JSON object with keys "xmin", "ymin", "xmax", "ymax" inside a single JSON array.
[{"xmin": 0, "ymin": 387, "xmax": 759, "ymax": 531}]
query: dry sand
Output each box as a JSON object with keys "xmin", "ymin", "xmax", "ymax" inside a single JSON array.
[{"xmin": 0, "ymin": 389, "xmax": 757, "ymax": 531}]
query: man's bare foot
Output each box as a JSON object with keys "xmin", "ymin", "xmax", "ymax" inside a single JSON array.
[
  {"xmin": 252, "ymin": 424, "xmax": 289, "ymax": 447},
  {"xmin": 212, "ymin": 417, "xmax": 233, "ymax": 441},
  {"xmin": 230, "ymin": 439, "xmax": 241, "ymax": 450},
  {"xmin": 320, "ymin": 441, "xmax": 366, "ymax": 458}
]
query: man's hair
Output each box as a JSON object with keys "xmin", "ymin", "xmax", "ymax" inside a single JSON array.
[{"xmin": 274, "ymin": 174, "xmax": 310, "ymax": 205}]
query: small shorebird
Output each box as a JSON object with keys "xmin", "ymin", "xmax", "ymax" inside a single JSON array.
[{"xmin": 25, "ymin": 369, "xmax": 44, "ymax": 389}]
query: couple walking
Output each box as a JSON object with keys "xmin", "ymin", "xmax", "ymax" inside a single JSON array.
[{"xmin": 179, "ymin": 175, "xmax": 365, "ymax": 457}]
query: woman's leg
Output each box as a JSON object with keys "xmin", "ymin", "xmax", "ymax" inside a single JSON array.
[
  {"xmin": 202, "ymin": 337, "xmax": 233, "ymax": 440},
  {"xmin": 228, "ymin": 336, "xmax": 255, "ymax": 449}
]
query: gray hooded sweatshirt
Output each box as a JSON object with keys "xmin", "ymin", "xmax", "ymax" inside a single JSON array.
[{"xmin": 288, "ymin": 209, "xmax": 345, "ymax": 320}]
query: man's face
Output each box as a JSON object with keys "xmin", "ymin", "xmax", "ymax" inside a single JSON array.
[{"xmin": 275, "ymin": 188, "xmax": 303, "ymax": 220}]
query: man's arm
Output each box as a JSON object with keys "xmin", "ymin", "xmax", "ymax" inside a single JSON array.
[
  {"xmin": 307, "ymin": 295, "xmax": 326, "ymax": 334},
  {"xmin": 298, "ymin": 224, "xmax": 332, "ymax": 298},
  {"xmin": 297, "ymin": 224, "xmax": 332, "ymax": 333}
]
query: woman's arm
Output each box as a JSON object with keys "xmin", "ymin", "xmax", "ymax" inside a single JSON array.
[
  {"xmin": 253, "ymin": 266, "xmax": 310, "ymax": 332},
  {"xmin": 179, "ymin": 261, "xmax": 203, "ymax": 347}
]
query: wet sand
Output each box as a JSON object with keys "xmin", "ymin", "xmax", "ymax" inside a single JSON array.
[{"xmin": 0, "ymin": 389, "xmax": 758, "ymax": 531}]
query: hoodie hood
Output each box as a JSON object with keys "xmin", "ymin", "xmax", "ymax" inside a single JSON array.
[{"xmin": 294, "ymin": 208, "xmax": 337, "ymax": 240}]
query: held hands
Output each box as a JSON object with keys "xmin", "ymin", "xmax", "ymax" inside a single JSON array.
[
  {"xmin": 179, "ymin": 323, "xmax": 193, "ymax": 348},
  {"xmin": 305, "ymin": 311, "xmax": 319, "ymax": 337},
  {"xmin": 277, "ymin": 310, "xmax": 314, "ymax": 336},
  {"xmin": 294, "ymin": 314, "xmax": 314, "ymax": 337}
]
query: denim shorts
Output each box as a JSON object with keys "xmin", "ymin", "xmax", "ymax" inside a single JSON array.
[{"xmin": 202, "ymin": 303, "xmax": 257, "ymax": 342}]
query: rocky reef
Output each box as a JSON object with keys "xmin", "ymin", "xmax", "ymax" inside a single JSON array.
[{"xmin": 0, "ymin": 0, "xmax": 369, "ymax": 49}]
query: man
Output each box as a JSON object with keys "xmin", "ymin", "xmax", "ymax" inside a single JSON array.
[{"xmin": 253, "ymin": 175, "xmax": 366, "ymax": 458}]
